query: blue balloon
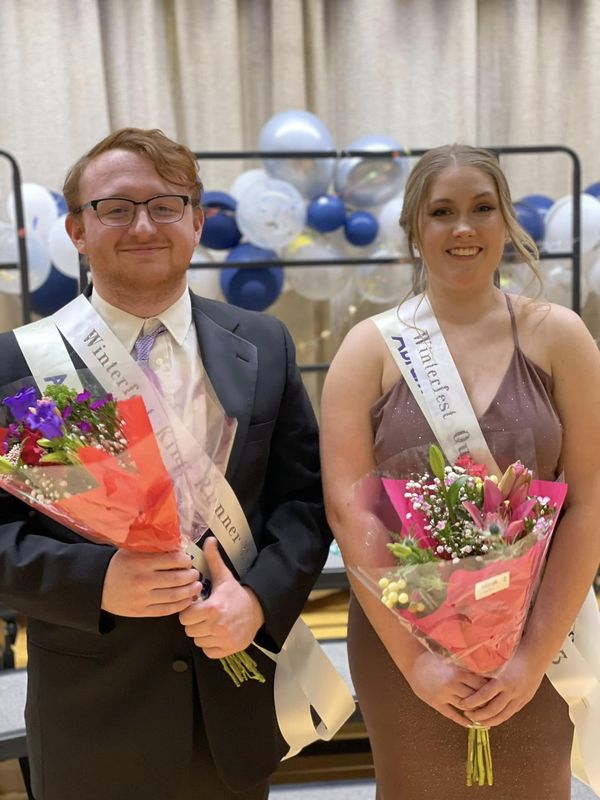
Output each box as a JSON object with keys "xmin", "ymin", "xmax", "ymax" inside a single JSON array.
[
  {"xmin": 307, "ymin": 195, "xmax": 346, "ymax": 233},
  {"xmin": 344, "ymin": 210, "xmax": 379, "ymax": 247},
  {"xmin": 222, "ymin": 243, "xmax": 283, "ymax": 311},
  {"xmin": 519, "ymin": 194, "xmax": 553, "ymax": 222},
  {"xmin": 584, "ymin": 182, "xmax": 600, "ymax": 202},
  {"xmin": 200, "ymin": 191, "xmax": 241, "ymax": 250},
  {"xmin": 50, "ymin": 190, "xmax": 68, "ymax": 216},
  {"xmin": 513, "ymin": 201, "xmax": 544, "ymax": 243},
  {"xmin": 30, "ymin": 265, "xmax": 78, "ymax": 316}
]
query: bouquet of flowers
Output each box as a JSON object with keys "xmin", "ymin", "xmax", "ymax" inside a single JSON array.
[
  {"xmin": 0, "ymin": 377, "xmax": 263, "ymax": 688},
  {"xmin": 349, "ymin": 445, "xmax": 568, "ymax": 787}
]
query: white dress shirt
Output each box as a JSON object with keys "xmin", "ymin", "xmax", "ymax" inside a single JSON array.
[{"xmin": 90, "ymin": 286, "xmax": 214, "ymax": 451}]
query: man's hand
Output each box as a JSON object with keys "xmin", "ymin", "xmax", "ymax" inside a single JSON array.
[
  {"xmin": 456, "ymin": 648, "xmax": 546, "ymax": 727},
  {"xmin": 405, "ymin": 650, "xmax": 490, "ymax": 728},
  {"xmin": 101, "ymin": 549, "xmax": 201, "ymax": 617},
  {"xmin": 179, "ymin": 537, "xmax": 265, "ymax": 658}
]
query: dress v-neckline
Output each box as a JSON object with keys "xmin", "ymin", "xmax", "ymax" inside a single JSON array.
[{"xmin": 472, "ymin": 347, "xmax": 518, "ymax": 421}]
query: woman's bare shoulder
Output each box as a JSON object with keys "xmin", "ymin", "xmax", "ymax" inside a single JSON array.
[
  {"xmin": 333, "ymin": 316, "xmax": 388, "ymax": 363},
  {"xmin": 508, "ymin": 294, "xmax": 596, "ymax": 370}
]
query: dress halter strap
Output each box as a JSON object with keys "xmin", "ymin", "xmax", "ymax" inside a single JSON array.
[{"xmin": 504, "ymin": 293, "xmax": 520, "ymax": 348}]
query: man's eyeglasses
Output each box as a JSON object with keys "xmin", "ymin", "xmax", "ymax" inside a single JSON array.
[{"xmin": 73, "ymin": 194, "xmax": 192, "ymax": 227}]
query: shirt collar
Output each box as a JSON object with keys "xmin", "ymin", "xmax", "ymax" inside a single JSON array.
[{"xmin": 90, "ymin": 287, "xmax": 192, "ymax": 352}]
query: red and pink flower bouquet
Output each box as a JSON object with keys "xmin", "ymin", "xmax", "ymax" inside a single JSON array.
[{"xmin": 349, "ymin": 444, "xmax": 567, "ymax": 786}]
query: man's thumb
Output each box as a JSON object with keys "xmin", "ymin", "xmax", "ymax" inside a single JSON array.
[{"xmin": 202, "ymin": 537, "xmax": 229, "ymax": 584}]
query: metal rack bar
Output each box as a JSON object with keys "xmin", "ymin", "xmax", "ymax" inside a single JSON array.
[
  {"xmin": 193, "ymin": 144, "xmax": 582, "ymax": 316},
  {"xmin": 0, "ymin": 150, "xmax": 30, "ymax": 324}
]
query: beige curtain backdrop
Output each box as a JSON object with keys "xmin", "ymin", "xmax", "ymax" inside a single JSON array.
[{"xmin": 1, "ymin": 0, "xmax": 599, "ymax": 399}]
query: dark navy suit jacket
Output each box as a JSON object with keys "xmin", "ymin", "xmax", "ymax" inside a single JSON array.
[{"xmin": 0, "ymin": 291, "xmax": 331, "ymax": 799}]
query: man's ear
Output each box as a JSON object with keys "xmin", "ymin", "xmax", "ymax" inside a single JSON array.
[
  {"xmin": 65, "ymin": 213, "xmax": 87, "ymax": 254},
  {"xmin": 193, "ymin": 207, "xmax": 204, "ymax": 247}
]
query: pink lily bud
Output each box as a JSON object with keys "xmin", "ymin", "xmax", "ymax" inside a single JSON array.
[{"xmin": 497, "ymin": 461, "xmax": 532, "ymax": 504}]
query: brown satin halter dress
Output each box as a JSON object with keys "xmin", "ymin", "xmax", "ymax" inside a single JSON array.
[{"xmin": 347, "ymin": 296, "xmax": 574, "ymax": 799}]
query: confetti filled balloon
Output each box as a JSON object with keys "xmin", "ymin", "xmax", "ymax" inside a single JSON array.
[
  {"xmin": 335, "ymin": 135, "xmax": 408, "ymax": 208},
  {"xmin": 236, "ymin": 178, "xmax": 306, "ymax": 250}
]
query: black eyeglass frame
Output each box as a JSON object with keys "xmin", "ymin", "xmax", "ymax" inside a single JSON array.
[{"xmin": 72, "ymin": 194, "xmax": 192, "ymax": 226}]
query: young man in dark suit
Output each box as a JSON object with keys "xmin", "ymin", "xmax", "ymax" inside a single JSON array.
[{"xmin": 0, "ymin": 128, "xmax": 332, "ymax": 800}]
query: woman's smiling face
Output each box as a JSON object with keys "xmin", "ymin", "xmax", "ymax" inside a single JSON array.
[{"xmin": 417, "ymin": 164, "xmax": 507, "ymax": 290}]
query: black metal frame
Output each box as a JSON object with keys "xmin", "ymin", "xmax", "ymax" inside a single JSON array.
[
  {"xmin": 1, "ymin": 145, "xmax": 582, "ymax": 327},
  {"xmin": 0, "ymin": 150, "xmax": 31, "ymax": 324}
]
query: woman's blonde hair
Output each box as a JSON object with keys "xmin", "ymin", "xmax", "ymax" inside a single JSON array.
[
  {"xmin": 63, "ymin": 127, "xmax": 203, "ymax": 212},
  {"xmin": 400, "ymin": 144, "xmax": 541, "ymax": 293}
]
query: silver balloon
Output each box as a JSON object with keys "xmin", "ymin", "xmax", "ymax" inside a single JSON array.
[
  {"xmin": 335, "ymin": 135, "xmax": 408, "ymax": 209},
  {"xmin": 258, "ymin": 110, "xmax": 336, "ymax": 200}
]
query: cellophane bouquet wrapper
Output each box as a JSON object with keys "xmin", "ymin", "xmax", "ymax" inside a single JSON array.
[
  {"xmin": 348, "ymin": 466, "xmax": 567, "ymax": 677},
  {"xmin": 0, "ymin": 368, "xmax": 236, "ymax": 553}
]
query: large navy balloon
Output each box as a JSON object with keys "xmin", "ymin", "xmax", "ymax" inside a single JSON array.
[
  {"xmin": 221, "ymin": 243, "xmax": 283, "ymax": 311},
  {"xmin": 513, "ymin": 201, "xmax": 544, "ymax": 243},
  {"xmin": 30, "ymin": 265, "xmax": 78, "ymax": 316},
  {"xmin": 200, "ymin": 191, "xmax": 242, "ymax": 250},
  {"xmin": 519, "ymin": 194, "xmax": 553, "ymax": 223}
]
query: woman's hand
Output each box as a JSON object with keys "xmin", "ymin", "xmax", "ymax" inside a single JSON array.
[
  {"xmin": 405, "ymin": 650, "xmax": 490, "ymax": 727},
  {"xmin": 457, "ymin": 648, "xmax": 546, "ymax": 727}
]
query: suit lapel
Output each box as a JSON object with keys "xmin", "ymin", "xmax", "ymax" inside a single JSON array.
[{"xmin": 190, "ymin": 294, "xmax": 258, "ymax": 481}]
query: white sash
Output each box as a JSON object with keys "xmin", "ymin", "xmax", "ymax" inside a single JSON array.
[
  {"xmin": 372, "ymin": 295, "xmax": 600, "ymax": 794},
  {"xmin": 15, "ymin": 295, "xmax": 354, "ymax": 759}
]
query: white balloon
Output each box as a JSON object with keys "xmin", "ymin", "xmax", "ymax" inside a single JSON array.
[
  {"xmin": 499, "ymin": 261, "xmax": 538, "ymax": 298},
  {"xmin": 230, "ymin": 169, "xmax": 268, "ymax": 203},
  {"xmin": 542, "ymin": 262, "xmax": 572, "ymax": 307},
  {"xmin": 187, "ymin": 248, "xmax": 222, "ymax": 299},
  {"xmin": 586, "ymin": 251, "xmax": 600, "ymax": 297},
  {"xmin": 355, "ymin": 249, "xmax": 413, "ymax": 304},
  {"xmin": 285, "ymin": 233, "xmax": 352, "ymax": 300},
  {"xmin": 236, "ymin": 178, "xmax": 306, "ymax": 250},
  {"xmin": 7, "ymin": 183, "xmax": 59, "ymax": 243},
  {"xmin": 0, "ymin": 224, "xmax": 51, "ymax": 295},
  {"xmin": 543, "ymin": 193, "xmax": 600, "ymax": 255},
  {"xmin": 377, "ymin": 195, "xmax": 410, "ymax": 256},
  {"xmin": 47, "ymin": 214, "xmax": 80, "ymax": 278}
]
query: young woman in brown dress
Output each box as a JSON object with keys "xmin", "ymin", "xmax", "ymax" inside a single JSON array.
[{"xmin": 321, "ymin": 144, "xmax": 600, "ymax": 799}]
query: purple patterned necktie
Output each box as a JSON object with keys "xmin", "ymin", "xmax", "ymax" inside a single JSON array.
[{"xmin": 134, "ymin": 323, "xmax": 167, "ymax": 364}]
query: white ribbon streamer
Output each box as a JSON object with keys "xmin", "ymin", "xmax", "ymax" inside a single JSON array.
[
  {"xmin": 14, "ymin": 295, "xmax": 355, "ymax": 759},
  {"xmin": 373, "ymin": 296, "xmax": 600, "ymax": 794}
]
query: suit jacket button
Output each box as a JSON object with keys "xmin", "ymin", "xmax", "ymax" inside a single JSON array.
[{"xmin": 172, "ymin": 659, "xmax": 189, "ymax": 673}]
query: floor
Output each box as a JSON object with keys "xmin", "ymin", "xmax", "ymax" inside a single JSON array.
[
  {"xmin": 270, "ymin": 778, "xmax": 598, "ymax": 799},
  {"xmin": 2, "ymin": 587, "xmax": 600, "ymax": 800}
]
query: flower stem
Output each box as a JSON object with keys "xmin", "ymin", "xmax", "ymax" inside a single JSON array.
[
  {"xmin": 466, "ymin": 727, "xmax": 493, "ymax": 787},
  {"xmin": 220, "ymin": 650, "xmax": 265, "ymax": 688}
]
